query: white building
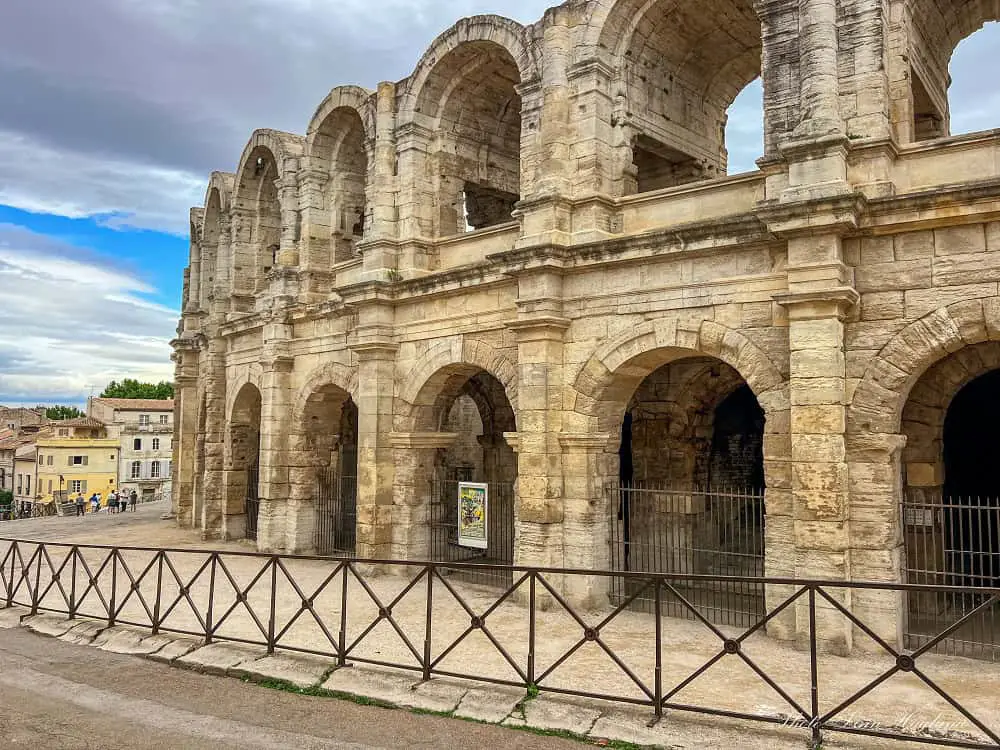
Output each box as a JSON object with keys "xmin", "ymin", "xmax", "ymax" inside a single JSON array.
[{"xmin": 88, "ymin": 398, "xmax": 174, "ymax": 502}]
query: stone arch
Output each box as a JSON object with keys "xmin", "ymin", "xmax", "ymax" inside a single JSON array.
[
  {"xmin": 226, "ymin": 368, "xmax": 263, "ymax": 423},
  {"xmin": 583, "ymin": 0, "xmax": 763, "ymax": 192},
  {"xmin": 291, "ymin": 360, "xmax": 359, "ymax": 431},
  {"xmin": 397, "ymin": 337, "xmax": 517, "ymax": 431},
  {"xmin": 306, "ymin": 86, "xmax": 375, "ymax": 150},
  {"xmin": 848, "ymin": 301, "xmax": 1000, "ymax": 436},
  {"xmin": 573, "ymin": 318, "xmax": 785, "ymax": 437},
  {"xmin": 895, "ymin": 0, "xmax": 1000, "ymax": 142},
  {"xmin": 402, "ymin": 15, "xmax": 539, "ymax": 108}
]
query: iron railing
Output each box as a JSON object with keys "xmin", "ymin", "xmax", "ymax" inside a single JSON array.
[
  {"xmin": 609, "ymin": 483, "xmax": 765, "ymax": 627},
  {"xmin": 315, "ymin": 469, "xmax": 356, "ymax": 556},
  {"xmin": 0, "ymin": 537, "xmax": 998, "ymax": 749},
  {"xmin": 245, "ymin": 463, "xmax": 259, "ymax": 541},
  {"xmin": 904, "ymin": 496, "xmax": 1000, "ymax": 660}
]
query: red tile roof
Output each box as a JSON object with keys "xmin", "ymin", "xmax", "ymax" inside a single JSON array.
[{"xmin": 91, "ymin": 398, "xmax": 174, "ymax": 411}]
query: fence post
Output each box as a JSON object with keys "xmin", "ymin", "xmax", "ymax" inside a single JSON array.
[
  {"xmin": 654, "ymin": 576, "xmax": 663, "ymax": 722},
  {"xmin": 151, "ymin": 551, "xmax": 163, "ymax": 635},
  {"xmin": 108, "ymin": 549, "xmax": 118, "ymax": 627},
  {"xmin": 527, "ymin": 571, "xmax": 536, "ymax": 690},
  {"xmin": 31, "ymin": 544, "xmax": 42, "ymax": 615},
  {"xmin": 69, "ymin": 547, "xmax": 78, "ymax": 620},
  {"xmin": 808, "ymin": 585, "xmax": 821, "ymax": 749},
  {"xmin": 267, "ymin": 557, "xmax": 277, "ymax": 655},
  {"xmin": 423, "ymin": 565, "xmax": 433, "ymax": 681},
  {"xmin": 205, "ymin": 553, "xmax": 217, "ymax": 644},
  {"xmin": 5, "ymin": 541, "xmax": 15, "ymax": 607},
  {"xmin": 338, "ymin": 562, "xmax": 350, "ymax": 667}
]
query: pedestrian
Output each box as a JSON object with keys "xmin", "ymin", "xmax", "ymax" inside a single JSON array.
[
  {"xmin": 129, "ymin": 489, "xmax": 137, "ymax": 512},
  {"xmin": 74, "ymin": 493, "xmax": 85, "ymax": 517},
  {"xmin": 107, "ymin": 489, "xmax": 118, "ymax": 514},
  {"xmin": 90, "ymin": 493, "xmax": 100, "ymax": 514}
]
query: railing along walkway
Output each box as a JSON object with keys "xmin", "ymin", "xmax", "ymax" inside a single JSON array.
[{"xmin": 0, "ymin": 536, "xmax": 998, "ymax": 749}]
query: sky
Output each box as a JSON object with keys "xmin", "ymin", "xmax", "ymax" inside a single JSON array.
[{"xmin": 0, "ymin": 2, "xmax": 997, "ymax": 407}]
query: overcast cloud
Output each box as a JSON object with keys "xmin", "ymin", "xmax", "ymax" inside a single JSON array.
[{"xmin": 0, "ymin": 1, "xmax": 997, "ymax": 405}]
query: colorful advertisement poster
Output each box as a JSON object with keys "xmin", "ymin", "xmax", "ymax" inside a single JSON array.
[{"xmin": 457, "ymin": 482, "xmax": 488, "ymax": 550}]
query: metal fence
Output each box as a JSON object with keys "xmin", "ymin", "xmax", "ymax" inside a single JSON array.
[
  {"xmin": 315, "ymin": 469, "xmax": 356, "ymax": 556},
  {"xmin": 609, "ymin": 483, "xmax": 765, "ymax": 627},
  {"xmin": 245, "ymin": 463, "xmax": 259, "ymax": 541},
  {"xmin": 0, "ymin": 537, "xmax": 998, "ymax": 749},
  {"xmin": 428, "ymin": 479, "xmax": 515, "ymax": 589},
  {"xmin": 903, "ymin": 496, "xmax": 1000, "ymax": 661}
]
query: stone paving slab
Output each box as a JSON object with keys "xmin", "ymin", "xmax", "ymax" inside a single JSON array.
[
  {"xmin": 22, "ymin": 613, "xmax": 76, "ymax": 637},
  {"xmin": 402, "ymin": 678, "xmax": 470, "ymax": 713},
  {"xmin": 0, "ymin": 606, "xmax": 28, "ymax": 628},
  {"xmin": 320, "ymin": 664, "xmax": 421, "ymax": 705},
  {"xmin": 92, "ymin": 625, "xmax": 173, "ymax": 656},
  {"xmin": 58, "ymin": 619, "xmax": 105, "ymax": 645},
  {"xmin": 453, "ymin": 684, "xmax": 524, "ymax": 723},
  {"xmin": 513, "ymin": 696, "xmax": 603, "ymax": 736},
  {"xmin": 242, "ymin": 654, "xmax": 331, "ymax": 689},
  {"xmin": 176, "ymin": 642, "xmax": 265, "ymax": 676},
  {"xmin": 145, "ymin": 634, "xmax": 200, "ymax": 663}
]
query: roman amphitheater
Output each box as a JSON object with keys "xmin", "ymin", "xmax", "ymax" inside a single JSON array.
[{"xmin": 172, "ymin": 0, "xmax": 1000, "ymax": 653}]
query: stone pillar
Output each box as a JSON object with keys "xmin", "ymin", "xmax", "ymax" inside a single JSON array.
[
  {"xmin": 389, "ymin": 432, "xmax": 457, "ymax": 560},
  {"xmin": 257, "ymin": 335, "xmax": 294, "ymax": 553},
  {"xmin": 275, "ymin": 165, "xmax": 300, "ymax": 268},
  {"xmin": 508, "ymin": 270, "xmax": 570, "ymax": 574},
  {"xmin": 350, "ymin": 293, "xmax": 397, "ymax": 559},
  {"xmin": 297, "ymin": 166, "xmax": 333, "ymax": 302},
  {"xmin": 200, "ymin": 336, "xmax": 227, "ymax": 539},
  {"xmin": 794, "ymin": 0, "xmax": 844, "ymax": 139},
  {"xmin": 559, "ymin": 434, "xmax": 615, "ymax": 607},
  {"xmin": 170, "ymin": 342, "xmax": 200, "ymax": 524},
  {"xmin": 848, "ymin": 433, "xmax": 907, "ymax": 650}
]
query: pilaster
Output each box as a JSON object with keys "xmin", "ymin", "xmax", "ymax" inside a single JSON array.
[
  {"xmin": 257, "ymin": 321, "xmax": 295, "ymax": 552},
  {"xmin": 389, "ymin": 432, "xmax": 458, "ymax": 561}
]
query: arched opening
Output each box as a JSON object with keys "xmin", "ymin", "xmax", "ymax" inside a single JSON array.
[
  {"xmin": 612, "ymin": 356, "xmax": 766, "ymax": 626},
  {"xmin": 410, "ymin": 366, "xmax": 517, "ymax": 586},
  {"xmin": 300, "ymin": 384, "xmax": 359, "ymax": 555},
  {"xmin": 200, "ymin": 189, "xmax": 221, "ymax": 310},
  {"xmin": 724, "ymin": 78, "xmax": 765, "ymax": 175},
  {"xmin": 227, "ymin": 383, "xmax": 262, "ymax": 541},
  {"xmin": 605, "ymin": 0, "xmax": 761, "ymax": 194},
  {"xmin": 416, "ymin": 41, "xmax": 522, "ymax": 236},
  {"xmin": 311, "ymin": 107, "xmax": 368, "ymax": 263},
  {"xmin": 904, "ymin": 1, "xmax": 1000, "ymax": 142},
  {"xmin": 234, "ymin": 147, "xmax": 281, "ymax": 295},
  {"xmin": 901, "ymin": 342, "xmax": 1000, "ymax": 659}
]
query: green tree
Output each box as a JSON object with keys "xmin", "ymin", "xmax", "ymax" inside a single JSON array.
[
  {"xmin": 100, "ymin": 379, "xmax": 175, "ymax": 400},
  {"xmin": 42, "ymin": 405, "xmax": 84, "ymax": 420}
]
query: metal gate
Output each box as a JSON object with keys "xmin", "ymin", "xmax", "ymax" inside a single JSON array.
[
  {"xmin": 903, "ymin": 495, "xmax": 1000, "ymax": 660},
  {"xmin": 315, "ymin": 468, "xmax": 357, "ymax": 556},
  {"xmin": 429, "ymin": 479, "xmax": 514, "ymax": 588},
  {"xmin": 609, "ymin": 483, "xmax": 765, "ymax": 628},
  {"xmin": 245, "ymin": 462, "xmax": 260, "ymax": 541}
]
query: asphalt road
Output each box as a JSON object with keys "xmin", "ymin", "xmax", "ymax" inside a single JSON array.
[{"xmin": 0, "ymin": 627, "xmax": 583, "ymax": 750}]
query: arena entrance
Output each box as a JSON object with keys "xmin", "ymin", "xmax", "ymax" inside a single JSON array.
[
  {"xmin": 227, "ymin": 383, "xmax": 262, "ymax": 542},
  {"xmin": 902, "ymin": 345, "xmax": 1000, "ymax": 660},
  {"xmin": 423, "ymin": 368, "xmax": 517, "ymax": 588},
  {"xmin": 302, "ymin": 384, "xmax": 359, "ymax": 556},
  {"xmin": 608, "ymin": 357, "xmax": 766, "ymax": 627}
]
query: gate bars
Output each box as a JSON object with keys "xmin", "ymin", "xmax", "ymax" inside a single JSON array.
[{"xmin": 1, "ymin": 537, "xmax": 998, "ymax": 750}]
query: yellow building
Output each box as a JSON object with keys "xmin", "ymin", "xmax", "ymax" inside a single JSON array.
[{"xmin": 35, "ymin": 417, "xmax": 120, "ymax": 506}]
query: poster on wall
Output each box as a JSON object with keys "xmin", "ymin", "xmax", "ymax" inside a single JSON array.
[{"xmin": 457, "ymin": 482, "xmax": 488, "ymax": 550}]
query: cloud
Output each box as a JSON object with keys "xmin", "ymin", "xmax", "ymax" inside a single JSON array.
[{"xmin": 0, "ymin": 224, "xmax": 177, "ymax": 404}]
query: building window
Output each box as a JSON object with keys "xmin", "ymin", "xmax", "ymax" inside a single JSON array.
[
  {"xmin": 159, "ymin": 414, "xmax": 169, "ymax": 425},
  {"xmin": 130, "ymin": 461, "xmax": 141, "ymax": 479},
  {"xmin": 110, "ymin": 454, "xmax": 115, "ymax": 460},
  {"xmin": 152, "ymin": 438, "xmax": 160, "ymax": 450},
  {"xmin": 139, "ymin": 414, "xmax": 150, "ymax": 427},
  {"xmin": 17, "ymin": 474, "xmax": 22, "ymax": 494},
  {"xmin": 47, "ymin": 480, "xmax": 52, "ymax": 493},
  {"xmin": 70, "ymin": 455, "xmax": 88, "ymax": 466},
  {"xmin": 133, "ymin": 438, "xmax": 142, "ymax": 450},
  {"xmin": 47, "ymin": 455, "xmax": 53, "ymax": 466},
  {"xmin": 150, "ymin": 462, "xmax": 161, "ymax": 479},
  {"xmin": 26, "ymin": 475, "xmax": 30, "ymax": 495},
  {"xmin": 58, "ymin": 429, "xmax": 68, "ymax": 437},
  {"xmin": 70, "ymin": 479, "xmax": 86, "ymax": 494}
]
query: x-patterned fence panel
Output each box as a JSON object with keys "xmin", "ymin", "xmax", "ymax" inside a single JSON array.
[{"xmin": 0, "ymin": 536, "xmax": 998, "ymax": 749}]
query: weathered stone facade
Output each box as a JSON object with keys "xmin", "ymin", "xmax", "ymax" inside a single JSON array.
[{"xmin": 173, "ymin": 0, "xmax": 1000, "ymax": 650}]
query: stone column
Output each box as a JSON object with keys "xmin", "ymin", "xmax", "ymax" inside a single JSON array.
[
  {"xmin": 559, "ymin": 434, "xmax": 615, "ymax": 608},
  {"xmin": 794, "ymin": 0, "xmax": 843, "ymax": 139},
  {"xmin": 170, "ymin": 342, "xmax": 200, "ymax": 524},
  {"xmin": 507, "ymin": 270, "xmax": 570, "ymax": 574},
  {"xmin": 847, "ymin": 433, "xmax": 907, "ymax": 650},
  {"xmin": 256, "ymin": 335, "xmax": 294, "ymax": 553},
  {"xmin": 297, "ymin": 166, "xmax": 333, "ymax": 302},
  {"xmin": 389, "ymin": 432, "xmax": 457, "ymax": 561},
  {"xmin": 275, "ymin": 165, "xmax": 300, "ymax": 268},
  {"xmin": 200, "ymin": 335, "xmax": 227, "ymax": 539}
]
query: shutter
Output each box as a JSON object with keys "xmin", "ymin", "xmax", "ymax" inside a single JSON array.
[
  {"xmin": 82, "ymin": 455, "xmax": 89, "ymax": 466},
  {"xmin": 68, "ymin": 456, "xmax": 73, "ymax": 466},
  {"xmin": 81, "ymin": 480, "xmax": 88, "ymax": 493}
]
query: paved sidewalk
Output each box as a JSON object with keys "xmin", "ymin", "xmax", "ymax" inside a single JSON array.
[{"xmin": 2, "ymin": 507, "xmax": 999, "ymax": 748}]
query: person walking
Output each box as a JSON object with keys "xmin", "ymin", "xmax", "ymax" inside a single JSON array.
[
  {"xmin": 129, "ymin": 489, "xmax": 138, "ymax": 512},
  {"xmin": 74, "ymin": 493, "xmax": 85, "ymax": 517},
  {"xmin": 90, "ymin": 493, "xmax": 100, "ymax": 514},
  {"xmin": 107, "ymin": 489, "xmax": 118, "ymax": 514},
  {"xmin": 120, "ymin": 491, "xmax": 128, "ymax": 513}
]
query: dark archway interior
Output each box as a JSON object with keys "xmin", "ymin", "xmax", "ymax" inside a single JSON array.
[
  {"xmin": 304, "ymin": 388, "xmax": 358, "ymax": 555},
  {"xmin": 708, "ymin": 385, "xmax": 766, "ymax": 491}
]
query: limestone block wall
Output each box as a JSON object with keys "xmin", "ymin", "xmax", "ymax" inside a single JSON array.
[{"xmin": 168, "ymin": 0, "xmax": 1000, "ymax": 652}]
